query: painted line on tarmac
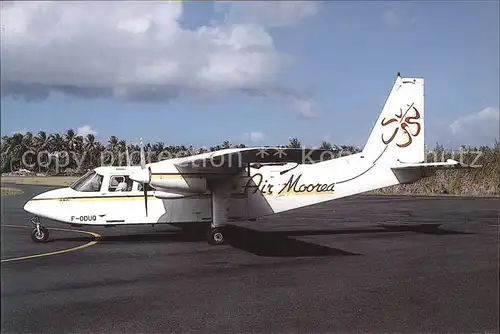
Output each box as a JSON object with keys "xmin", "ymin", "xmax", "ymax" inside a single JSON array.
[{"xmin": 0, "ymin": 224, "xmax": 101, "ymax": 263}]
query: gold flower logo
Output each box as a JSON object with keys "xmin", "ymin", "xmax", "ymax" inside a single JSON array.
[{"xmin": 381, "ymin": 103, "xmax": 421, "ymax": 148}]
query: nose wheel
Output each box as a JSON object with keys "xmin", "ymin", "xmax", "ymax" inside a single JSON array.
[{"xmin": 30, "ymin": 216, "xmax": 49, "ymax": 243}]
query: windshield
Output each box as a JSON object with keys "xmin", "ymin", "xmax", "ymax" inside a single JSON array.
[{"xmin": 70, "ymin": 170, "xmax": 103, "ymax": 192}]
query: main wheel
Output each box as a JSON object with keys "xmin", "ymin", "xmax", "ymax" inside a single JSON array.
[
  {"xmin": 31, "ymin": 226, "xmax": 49, "ymax": 243},
  {"xmin": 207, "ymin": 228, "xmax": 226, "ymax": 245}
]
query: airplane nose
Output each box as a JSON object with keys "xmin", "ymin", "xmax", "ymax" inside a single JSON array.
[{"xmin": 23, "ymin": 200, "xmax": 35, "ymax": 214}]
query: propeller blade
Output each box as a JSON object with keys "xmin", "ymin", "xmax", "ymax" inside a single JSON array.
[
  {"xmin": 125, "ymin": 142, "xmax": 131, "ymax": 166},
  {"xmin": 140, "ymin": 138, "xmax": 145, "ymax": 169},
  {"xmin": 130, "ymin": 166, "xmax": 152, "ymax": 186},
  {"xmin": 143, "ymin": 184, "xmax": 148, "ymax": 217},
  {"xmin": 143, "ymin": 167, "xmax": 152, "ymax": 217}
]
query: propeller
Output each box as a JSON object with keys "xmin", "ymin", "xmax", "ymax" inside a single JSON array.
[
  {"xmin": 139, "ymin": 138, "xmax": 151, "ymax": 217},
  {"xmin": 143, "ymin": 170, "xmax": 149, "ymax": 217},
  {"xmin": 140, "ymin": 138, "xmax": 146, "ymax": 169},
  {"xmin": 125, "ymin": 142, "xmax": 131, "ymax": 166}
]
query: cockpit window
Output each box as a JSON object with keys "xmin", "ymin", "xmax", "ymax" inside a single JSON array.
[{"xmin": 70, "ymin": 170, "xmax": 103, "ymax": 192}]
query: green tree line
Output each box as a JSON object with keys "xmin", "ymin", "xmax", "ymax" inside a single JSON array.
[
  {"xmin": 1, "ymin": 130, "xmax": 361, "ymax": 174},
  {"xmin": 2, "ymin": 130, "xmax": 498, "ymax": 195}
]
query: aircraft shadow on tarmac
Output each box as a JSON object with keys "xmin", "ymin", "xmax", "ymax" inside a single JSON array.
[{"xmin": 50, "ymin": 223, "xmax": 472, "ymax": 258}]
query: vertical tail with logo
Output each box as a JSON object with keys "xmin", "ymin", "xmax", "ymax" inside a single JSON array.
[
  {"xmin": 361, "ymin": 73, "xmax": 425, "ymax": 166},
  {"xmin": 252, "ymin": 73, "xmax": 461, "ymax": 214}
]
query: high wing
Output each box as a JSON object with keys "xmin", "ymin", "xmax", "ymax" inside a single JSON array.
[{"xmin": 170, "ymin": 147, "xmax": 335, "ymax": 172}]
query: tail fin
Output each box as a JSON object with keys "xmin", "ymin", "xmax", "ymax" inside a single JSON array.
[{"xmin": 362, "ymin": 73, "xmax": 425, "ymax": 165}]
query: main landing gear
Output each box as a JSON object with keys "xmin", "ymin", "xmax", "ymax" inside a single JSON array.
[
  {"xmin": 30, "ymin": 216, "xmax": 49, "ymax": 243},
  {"xmin": 207, "ymin": 227, "xmax": 225, "ymax": 245},
  {"xmin": 207, "ymin": 186, "xmax": 230, "ymax": 246}
]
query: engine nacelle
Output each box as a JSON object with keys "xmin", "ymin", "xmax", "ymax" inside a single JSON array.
[
  {"xmin": 150, "ymin": 176, "xmax": 207, "ymax": 193},
  {"xmin": 153, "ymin": 191, "xmax": 186, "ymax": 199}
]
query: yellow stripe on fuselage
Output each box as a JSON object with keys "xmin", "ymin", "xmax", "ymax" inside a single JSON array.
[
  {"xmin": 31, "ymin": 195, "xmax": 158, "ymax": 202},
  {"xmin": 151, "ymin": 174, "xmax": 184, "ymax": 179},
  {"xmin": 151, "ymin": 174, "xmax": 234, "ymax": 180}
]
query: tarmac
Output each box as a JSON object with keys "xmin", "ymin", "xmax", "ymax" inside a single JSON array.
[{"xmin": 1, "ymin": 184, "xmax": 498, "ymax": 333}]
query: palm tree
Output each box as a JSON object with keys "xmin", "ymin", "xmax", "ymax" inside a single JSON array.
[
  {"xmin": 73, "ymin": 136, "xmax": 85, "ymax": 171},
  {"xmin": 64, "ymin": 129, "xmax": 79, "ymax": 164},
  {"xmin": 319, "ymin": 141, "xmax": 333, "ymax": 150},
  {"xmin": 35, "ymin": 131, "xmax": 50, "ymax": 149},
  {"xmin": 48, "ymin": 133, "xmax": 65, "ymax": 173},
  {"xmin": 84, "ymin": 134, "xmax": 97, "ymax": 169},
  {"xmin": 33, "ymin": 131, "xmax": 51, "ymax": 172},
  {"xmin": 50, "ymin": 133, "xmax": 65, "ymax": 152},
  {"xmin": 93, "ymin": 142, "xmax": 106, "ymax": 168},
  {"xmin": 116, "ymin": 140, "xmax": 128, "ymax": 166},
  {"xmin": 287, "ymin": 138, "xmax": 301, "ymax": 148},
  {"xmin": 20, "ymin": 132, "xmax": 36, "ymax": 170},
  {"xmin": 107, "ymin": 136, "xmax": 119, "ymax": 166},
  {"xmin": 153, "ymin": 142, "xmax": 165, "ymax": 152},
  {"xmin": 108, "ymin": 136, "xmax": 119, "ymax": 149},
  {"xmin": 338, "ymin": 144, "xmax": 361, "ymax": 156},
  {"xmin": 1, "ymin": 136, "xmax": 9, "ymax": 172},
  {"xmin": 3, "ymin": 133, "xmax": 26, "ymax": 171}
]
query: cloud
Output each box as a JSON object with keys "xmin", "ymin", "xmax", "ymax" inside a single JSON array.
[
  {"xmin": 1, "ymin": 1, "xmax": 319, "ymax": 116},
  {"xmin": 288, "ymin": 95, "xmax": 316, "ymax": 118},
  {"xmin": 382, "ymin": 8, "xmax": 417, "ymax": 28},
  {"xmin": 449, "ymin": 107, "xmax": 499, "ymax": 146},
  {"xmin": 217, "ymin": 1, "xmax": 319, "ymax": 28},
  {"xmin": 77, "ymin": 125, "xmax": 98, "ymax": 137},
  {"xmin": 241, "ymin": 86, "xmax": 317, "ymax": 118},
  {"xmin": 244, "ymin": 131, "xmax": 265, "ymax": 143},
  {"xmin": 382, "ymin": 10, "xmax": 400, "ymax": 27}
]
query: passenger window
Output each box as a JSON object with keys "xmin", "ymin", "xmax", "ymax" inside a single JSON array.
[{"xmin": 109, "ymin": 175, "xmax": 133, "ymax": 192}]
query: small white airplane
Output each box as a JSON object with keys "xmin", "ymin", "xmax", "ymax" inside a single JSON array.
[{"xmin": 23, "ymin": 73, "xmax": 465, "ymax": 245}]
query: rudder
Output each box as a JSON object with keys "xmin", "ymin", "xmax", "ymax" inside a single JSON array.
[{"xmin": 362, "ymin": 73, "xmax": 425, "ymax": 165}]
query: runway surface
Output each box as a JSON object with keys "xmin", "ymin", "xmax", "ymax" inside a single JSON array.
[{"xmin": 1, "ymin": 184, "xmax": 498, "ymax": 333}]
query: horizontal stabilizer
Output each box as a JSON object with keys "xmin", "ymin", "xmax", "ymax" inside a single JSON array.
[
  {"xmin": 391, "ymin": 159, "xmax": 473, "ymax": 171},
  {"xmin": 390, "ymin": 159, "xmax": 476, "ymax": 184}
]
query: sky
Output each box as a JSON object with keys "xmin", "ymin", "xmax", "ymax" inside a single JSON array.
[{"xmin": 1, "ymin": 1, "xmax": 499, "ymax": 149}]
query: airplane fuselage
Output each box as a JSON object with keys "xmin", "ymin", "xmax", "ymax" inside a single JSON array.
[
  {"xmin": 23, "ymin": 74, "xmax": 463, "ymax": 245},
  {"xmin": 23, "ymin": 150, "xmax": 423, "ymax": 228}
]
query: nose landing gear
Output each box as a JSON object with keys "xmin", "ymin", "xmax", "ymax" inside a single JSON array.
[{"xmin": 30, "ymin": 216, "xmax": 49, "ymax": 243}]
